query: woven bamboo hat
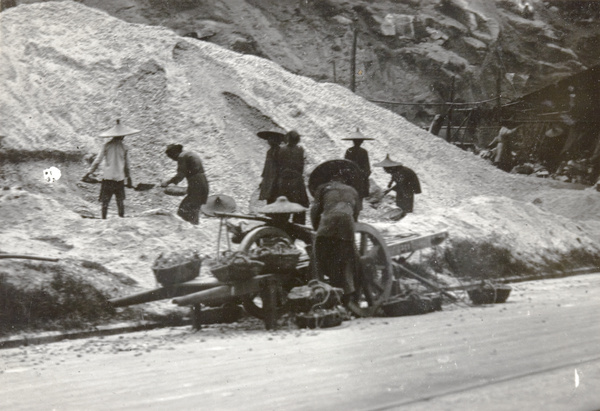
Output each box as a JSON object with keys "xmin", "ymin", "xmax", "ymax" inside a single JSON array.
[
  {"xmin": 256, "ymin": 196, "xmax": 308, "ymax": 214},
  {"xmin": 373, "ymin": 154, "xmax": 403, "ymax": 168},
  {"xmin": 99, "ymin": 119, "xmax": 140, "ymax": 138},
  {"xmin": 201, "ymin": 195, "xmax": 237, "ymax": 217},
  {"xmin": 342, "ymin": 127, "xmax": 374, "ymax": 141},
  {"xmin": 545, "ymin": 126, "xmax": 564, "ymax": 138},
  {"xmin": 257, "ymin": 130, "xmax": 285, "ymax": 143},
  {"xmin": 308, "ymin": 159, "xmax": 363, "ymax": 196}
]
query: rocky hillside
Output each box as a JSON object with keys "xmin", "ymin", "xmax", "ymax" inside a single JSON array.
[
  {"xmin": 15, "ymin": 0, "xmax": 600, "ymax": 128},
  {"xmin": 0, "ymin": 2, "xmax": 598, "ymax": 298}
]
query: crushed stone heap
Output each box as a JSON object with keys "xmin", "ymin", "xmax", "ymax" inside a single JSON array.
[{"xmin": 0, "ymin": 2, "xmax": 598, "ymax": 287}]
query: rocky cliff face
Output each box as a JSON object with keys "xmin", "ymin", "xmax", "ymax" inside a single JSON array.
[{"xmin": 15, "ymin": 0, "xmax": 597, "ymax": 128}]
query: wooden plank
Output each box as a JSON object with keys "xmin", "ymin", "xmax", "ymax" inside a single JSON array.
[
  {"xmin": 173, "ymin": 275, "xmax": 274, "ymax": 306},
  {"xmin": 386, "ymin": 231, "xmax": 448, "ymax": 257},
  {"xmin": 109, "ymin": 279, "xmax": 222, "ymax": 307}
]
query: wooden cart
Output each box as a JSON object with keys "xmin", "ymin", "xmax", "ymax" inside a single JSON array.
[{"xmin": 109, "ymin": 211, "xmax": 450, "ymax": 330}]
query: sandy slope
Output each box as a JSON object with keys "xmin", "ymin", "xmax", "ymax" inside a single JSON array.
[{"xmin": 0, "ymin": 3, "xmax": 598, "ymax": 294}]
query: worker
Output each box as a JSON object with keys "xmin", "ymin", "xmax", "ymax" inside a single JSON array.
[
  {"xmin": 277, "ymin": 130, "xmax": 309, "ymax": 224},
  {"xmin": 343, "ymin": 127, "xmax": 373, "ymax": 200},
  {"xmin": 488, "ymin": 125, "xmax": 519, "ymax": 172},
  {"xmin": 374, "ymin": 154, "xmax": 421, "ymax": 217},
  {"xmin": 161, "ymin": 144, "xmax": 209, "ymax": 225},
  {"xmin": 309, "ymin": 161, "xmax": 362, "ymax": 309},
  {"xmin": 257, "ymin": 130, "xmax": 284, "ymax": 204},
  {"xmin": 540, "ymin": 125, "xmax": 566, "ymax": 173},
  {"xmin": 83, "ymin": 119, "xmax": 138, "ymax": 219}
]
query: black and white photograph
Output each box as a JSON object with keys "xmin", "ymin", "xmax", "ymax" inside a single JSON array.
[{"xmin": 1, "ymin": 0, "xmax": 599, "ymax": 409}]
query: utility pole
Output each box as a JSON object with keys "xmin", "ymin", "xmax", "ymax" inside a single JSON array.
[
  {"xmin": 446, "ymin": 76, "xmax": 455, "ymax": 142},
  {"xmin": 332, "ymin": 61, "xmax": 337, "ymax": 83},
  {"xmin": 350, "ymin": 27, "xmax": 358, "ymax": 92},
  {"xmin": 495, "ymin": 34, "xmax": 503, "ymax": 126}
]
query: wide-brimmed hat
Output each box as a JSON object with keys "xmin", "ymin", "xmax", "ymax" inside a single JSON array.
[
  {"xmin": 257, "ymin": 130, "xmax": 285, "ymax": 142},
  {"xmin": 256, "ymin": 196, "xmax": 308, "ymax": 214},
  {"xmin": 308, "ymin": 159, "xmax": 363, "ymax": 196},
  {"xmin": 201, "ymin": 194, "xmax": 237, "ymax": 217},
  {"xmin": 373, "ymin": 154, "xmax": 402, "ymax": 168},
  {"xmin": 545, "ymin": 126, "xmax": 564, "ymax": 138},
  {"xmin": 99, "ymin": 119, "xmax": 140, "ymax": 138},
  {"xmin": 342, "ymin": 127, "xmax": 374, "ymax": 141}
]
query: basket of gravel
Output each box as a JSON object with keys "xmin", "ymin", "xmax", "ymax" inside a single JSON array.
[{"xmin": 153, "ymin": 251, "xmax": 202, "ymax": 286}]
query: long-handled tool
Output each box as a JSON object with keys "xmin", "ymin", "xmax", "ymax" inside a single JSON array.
[{"xmin": 81, "ymin": 175, "xmax": 155, "ymax": 191}]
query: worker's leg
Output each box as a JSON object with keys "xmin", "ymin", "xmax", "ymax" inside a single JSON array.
[
  {"xmin": 340, "ymin": 240, "xmax": 357, "ymax": 297},
  {"xmin": 177, "ymin": 195, "xmax": 199, "ymax": 225},
  {"xmin": 100, "ymin": 180, "xmax": 112, "ymax": 219},
  {"xmin": 115, "ymin": 181, "xmax": 125, "ymax": 218},
  {"xmin": 101, "ymin": 199, "xmax": 110, "ymax": 219},
  {"xmin": 314, "ymin": 237, "xmax": 335, "ymax": 282}
]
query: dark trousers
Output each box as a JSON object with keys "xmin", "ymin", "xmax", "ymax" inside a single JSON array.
[
  {"xmin": 99, "ymin": 179, "xmax": 125, "ymax": 219},
  {"xmin": 313, "ymin": 236, "xmax": 359, "ymax": 296},
  {"xmin": 178, "ymin": 173, "xmax": 209, "ymax": 225}
]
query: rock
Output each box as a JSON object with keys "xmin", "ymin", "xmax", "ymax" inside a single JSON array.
[
  {"xmin": 463, "ymin": 36, "xmax": 487, "ymax": 51},
  {"xmin": 381, "ymin": 14, "xmax": 415, "ymax": 39},
  {"xmin": 381, "ymin": 15, "xmax": 396, "ymax": 36},
  {"xmin": 332, "ymin": 15, "xmax": 353, "ymax": 25}
]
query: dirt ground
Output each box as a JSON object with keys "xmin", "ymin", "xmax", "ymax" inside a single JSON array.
[{"xmin": 1, "ymin": 273, "xmax": 599, "ymax": 410}]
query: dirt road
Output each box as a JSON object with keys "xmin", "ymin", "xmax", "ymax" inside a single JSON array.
[{"xmin": 2, "ymin": 274, "xmax": 599, "ymax": 410}]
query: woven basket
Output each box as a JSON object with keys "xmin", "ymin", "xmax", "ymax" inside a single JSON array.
[
  {"xmin": 153, "ymin": 259, "xmax": 201, "ymax": 286},
  {"xmin": 254, "ymin": 251, "xmax": 301, "ymax": 274},
  {"xmin": 211, "ymin": 256, "xmax": 264, "ymax": 283},
  {"xmin": 295, "ymin": 309, "xmax": 343, "ymax": 329},
  {"xmin": 468, "ymin": 285, "xmax": 512, "ymax": 305},
  {"xmin": 164, "ymin": 186, "xmax": 187, "ymax": 196}
]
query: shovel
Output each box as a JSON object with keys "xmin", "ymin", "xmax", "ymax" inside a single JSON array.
[
  {"xmin": 80, "ymin": 176, "xmax": 155, "ymax": 191},
  {"xmin": 132, "ymin": 183, "xmax": 155, "ymax": 192}
]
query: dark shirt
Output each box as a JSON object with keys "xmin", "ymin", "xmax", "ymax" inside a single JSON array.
[
  {"xmin": 259, "ymin": 145, "xmax": 280, "ymax": 201},
  {"xmin": 169, "ymin": 151, "xmax": 205, "ymax": 185},
  {"xmin": 278, "ymin": 145, "xmax": 304, "ymax": 178},
  {"xmin": 277, "ymin": 144, "xmax": 309, "ymax": 207},
  {"xmin": 389, "ymin": 166, "xmax": 421, "ymax": 197},
  {"xmin": 310, "ymin": 181, "xmax": 360, "ymax": 241},
  {"xmin": 344, "ymin": 146, "xmax": 370, "ymax": 177}
]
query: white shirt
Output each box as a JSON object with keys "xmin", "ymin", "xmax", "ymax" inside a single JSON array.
[{"xmin": 88, "ymin": 139, "xmax": 130, "ymax": 181}]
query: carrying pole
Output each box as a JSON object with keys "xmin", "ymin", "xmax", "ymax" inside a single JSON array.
[
  {"xmin": 216, "ymin": 218, "xmax": 223, "ymax": 262},
  {"xmin": 393, "ymin": 262, "xmax": 457, "ymax": 301}
]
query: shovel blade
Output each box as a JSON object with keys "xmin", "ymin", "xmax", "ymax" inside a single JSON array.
[{"xmin": 134, "ymin": 183, "xmax": 155, "ymax": 191}]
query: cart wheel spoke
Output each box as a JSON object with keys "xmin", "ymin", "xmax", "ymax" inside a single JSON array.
[{"xmin": 352, "ymin": 223, "xmax": 393, "ymax": 317}]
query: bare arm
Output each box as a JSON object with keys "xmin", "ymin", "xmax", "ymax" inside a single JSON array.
[
  {"xmin": 124, "ymin": 147, "xmax": 131, "ymax": 179},
  {"xmin": 168, "ymin": 156, "xmax": 186, "ymax": 185},
  {"xmin": 86, "ymin": 144, "xmax": 105, "ymax": 175}
]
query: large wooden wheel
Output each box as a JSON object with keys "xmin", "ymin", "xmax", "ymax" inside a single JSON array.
[
  {"xmin": 352, "ymin": 223, "xmax": 394, "ymax": 317},
  {"xmin": 239, "ymin": 226, "xmax": 293, "ymax": 319}
]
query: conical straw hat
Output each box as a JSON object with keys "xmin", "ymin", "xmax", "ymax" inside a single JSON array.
[
  {"xmin": 256, "ymin": 130, "xmax": 285, "ymax": 142},
  {"xmin": 99, "ymin": 119, "xmax": 141, "ymax": 138},
  {"xmin": 308, "ymin": 159, "xmax": 363, "ymax": 196},
  {"xmin": 342, "ymin": 127, "xmax": 374, "ymax": 141},
  {"xmin": 256, "ymin": 196, "xmax": 308, "ymax": 214},
  {"xmin": 373, "ymin": 154, "xmax": 402, "ymax": 168},
  {"xmin": 201, "ymin": 195, "xmax": 237, "ymax": 217}
]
